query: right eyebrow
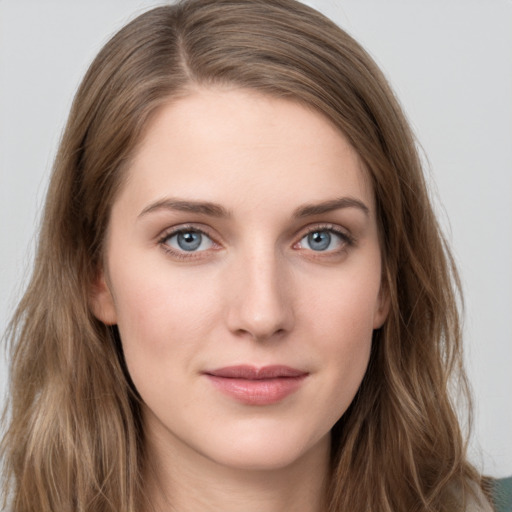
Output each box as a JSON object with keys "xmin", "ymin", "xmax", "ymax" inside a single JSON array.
[{"xmin": 138, "ymin": 198, "xmax": 231, "ymax": 219}]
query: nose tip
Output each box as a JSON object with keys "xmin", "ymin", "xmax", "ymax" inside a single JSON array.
[
  {"xmin": 231, "ymin": 308, "xmax": 289, "ymax": 342},
  {"xmin": 225, "ymin": 255, "xmax": 294, "ymax": 342}
]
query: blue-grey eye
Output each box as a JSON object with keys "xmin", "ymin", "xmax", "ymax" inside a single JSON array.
[
  {"xmin": 165, "ymin": 230, "xmax": 213, "ymax": 252},
  {"xmin": 299, "ymin": 230, "xmax": 344, "ymax": 252},
  {"xmin": 307, "ymin": 231, "xmax": 331, "ymax": 251}
]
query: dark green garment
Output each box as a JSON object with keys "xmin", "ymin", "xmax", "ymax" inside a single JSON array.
[{"xmin": 491, "ymin": 477, "xmax": 512, "ymax": 512}]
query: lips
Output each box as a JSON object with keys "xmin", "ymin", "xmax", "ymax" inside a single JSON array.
[{"xmin": 204, "ymin": 365, "xmax": 308, "ymax": 405}]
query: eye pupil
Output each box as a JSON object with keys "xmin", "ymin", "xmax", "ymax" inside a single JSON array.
[
  {"xmin": 177, "ymin": 231, "xmax": 202, "ymax": 251},
  {"xmin": 308, "ymin": 231, "xmax": 331, "ymax": 251}
]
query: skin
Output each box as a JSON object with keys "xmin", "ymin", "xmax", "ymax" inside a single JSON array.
[{"xmin": 91, "ymin": 87, "xmax": 389, "ymax": 512}]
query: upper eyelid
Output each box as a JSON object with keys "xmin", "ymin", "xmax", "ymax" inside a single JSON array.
[
  {"xmin": 158, "ymin": 223, "xmax": 216, "ymax": 242},
  {"xmin": 296, "ymin": 223, "xmax": 352, "ymax": 239}
]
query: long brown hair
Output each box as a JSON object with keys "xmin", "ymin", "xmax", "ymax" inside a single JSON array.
[{"xmin": 1, "ymin": 1, "xmax": 489, "ymax": 510}]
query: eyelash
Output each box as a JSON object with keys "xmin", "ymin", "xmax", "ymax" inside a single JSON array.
[
  {"xmin": 295, "ymin": 224, "xmax": 355, "ymax": 255},
  {"xmin": 157, "ymin": 223, "xmax": 355, "ymax": 260},
  {"xmin": 158, "ymin": 224, "xmax": 218, "ymax": 260}
]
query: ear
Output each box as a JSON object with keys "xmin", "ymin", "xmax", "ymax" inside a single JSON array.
[
  {"xmin": 89, "ymin": 270, "xmax": 117, "ymax": 325},
  {"xmin": 373, "ymin": 282, "xmax": 390, "ymax": 329}
]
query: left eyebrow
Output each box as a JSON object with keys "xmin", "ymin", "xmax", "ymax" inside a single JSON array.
[{"xmin": 293, "ymin": 197, "xmax": 370, "ymax": 218}]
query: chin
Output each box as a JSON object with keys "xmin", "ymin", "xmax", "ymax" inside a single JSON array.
[{"xmin": 201, "ymin": 425, "xmax": 331, "ymax": 472}]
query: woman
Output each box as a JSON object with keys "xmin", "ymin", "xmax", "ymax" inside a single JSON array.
[{"xmin": 1, "ymin": 0, "xmax": 493, "ymax": 510}]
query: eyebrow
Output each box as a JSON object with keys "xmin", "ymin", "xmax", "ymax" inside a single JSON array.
[
  {"xmin": 293, "ymin": 197, "xmax": 369, "ymax": 218},
  {"xmin": 138, "ymin": 196, "xmax": 369, "ymax": 219},
  {"xmin": 139, "ymin": 199, "xmax": 231, "ymax": 218}
]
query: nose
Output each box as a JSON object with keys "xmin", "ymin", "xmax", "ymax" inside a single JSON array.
[{"xmin": 225, "ymin": 248, "xmax": 295, "ymax": 342}]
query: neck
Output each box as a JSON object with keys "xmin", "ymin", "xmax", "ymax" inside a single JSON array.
[{"xmin": 143, "ymin": 428, "xmax": 331, "ymax": 512}]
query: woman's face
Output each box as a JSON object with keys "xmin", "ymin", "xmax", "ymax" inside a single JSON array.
[{"xmin": 92, "ymin": 88, "xmax": 388, "ymax": 471}]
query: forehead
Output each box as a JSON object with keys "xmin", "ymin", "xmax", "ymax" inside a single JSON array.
[{"xmin": 118, "ymin": 87, "xmax": 374, "ymax": 215}]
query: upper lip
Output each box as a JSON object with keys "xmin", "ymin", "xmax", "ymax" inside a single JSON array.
[{"xmin": 205, "ymin": 365, "xmax": 308, "ymax": 380}]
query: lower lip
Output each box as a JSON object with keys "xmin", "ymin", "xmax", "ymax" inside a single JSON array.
[{"xmin": 205, "ymin": 375, "xmax": 307, "ymax": 405}]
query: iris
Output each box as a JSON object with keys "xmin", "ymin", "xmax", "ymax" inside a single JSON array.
[
  {"xmin": 176, "ymin": 231, "xmax": 202, "ymax": 251},
  {"xmin": 307, "ymin": 231, "xmax": 331, "ymax": 251}
]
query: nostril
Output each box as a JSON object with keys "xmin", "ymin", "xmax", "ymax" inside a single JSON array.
[{"xmin": 232, "ymin": 325, "xmax": 288, "ymax": 342}]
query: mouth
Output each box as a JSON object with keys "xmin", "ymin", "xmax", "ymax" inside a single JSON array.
[{"xmin": 203, "ymin": 365, "xmax": 309, "ymax": 405}]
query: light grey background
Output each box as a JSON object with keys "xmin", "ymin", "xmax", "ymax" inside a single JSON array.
[{"xmin": 1, "ymin": 0, "xmax": 511, "ymax": 476}]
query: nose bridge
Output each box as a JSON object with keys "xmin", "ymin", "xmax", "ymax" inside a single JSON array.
[{"xmin": 226, "ymin": 242, "xmax": 294, "ymax": 340}]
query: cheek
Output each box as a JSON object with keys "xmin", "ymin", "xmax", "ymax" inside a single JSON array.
[
  {"xmin": 108, "ymin": 254, "xmax": 220, "ymax": 366},
  {"xmin": 302, "ymin": 268, "xmax": 379, "ymax": 419},
  {"xmin": 304, "ymin": 261, "xmax": 382, "ymax": 339},
  {"xmin": 109, "ymin": 263, "xmax": 224, "ymax": 414},
  {"xmin": 310, "ymin": 324, "xmax": 372, "ymax": 432}
]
